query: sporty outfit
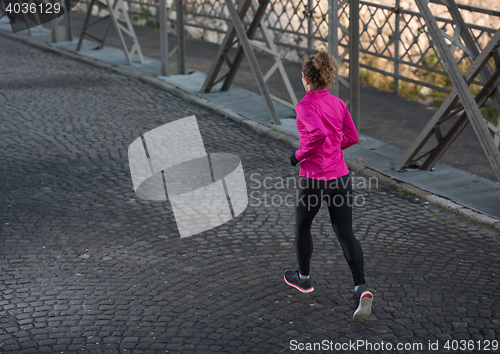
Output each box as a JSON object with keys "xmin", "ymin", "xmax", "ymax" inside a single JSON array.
[{"xmin": 284, "ymin": 88, "xmax": 373, "ymax": 319}]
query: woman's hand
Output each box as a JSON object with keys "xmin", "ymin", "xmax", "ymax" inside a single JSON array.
[{"xmin": 290, "ymin": 152, "xmax": 299, "ymax": 166}]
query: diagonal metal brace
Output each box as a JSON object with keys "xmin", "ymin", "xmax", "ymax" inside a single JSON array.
[
  {"xmin": 77, "ymin": 0, "xmax": 112, "ymax": 51},
  {"xmin": 77, "ymin": 0, "xmax": 144, "ymax": 65},
  {"xmin": 395, "ymin": 28, "xmax": 500, "ymax": 172},
  {"xmin": 202, "ymin": 0, "xmax": 297, "ymax": 125},
  {"xmin": 410, "ymin": 0, "xmax": 500, "ymax": 182}
]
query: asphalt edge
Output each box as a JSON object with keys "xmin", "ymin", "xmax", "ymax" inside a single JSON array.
[{"xmin": 2, "ymin": 29, "xmax": 499, "ymax": 233}]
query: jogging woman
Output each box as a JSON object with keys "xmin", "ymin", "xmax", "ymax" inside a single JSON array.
[{"xmin": 284, "ymin": 51, "xmax": 373, "ymax": 320}]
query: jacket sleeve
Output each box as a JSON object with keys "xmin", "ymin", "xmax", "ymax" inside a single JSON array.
[
  {"xmin": 295, "ymin": 102, "xmax": 327, "ymax": 161},
  {"xmin": 340, "ymin": 105, "xmax": 359, "ymax": 150}
]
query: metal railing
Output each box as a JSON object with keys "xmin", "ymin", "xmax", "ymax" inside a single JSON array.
[{"xmin": 94, "ymin": 0, "xmax": 499, "ymax": 96}]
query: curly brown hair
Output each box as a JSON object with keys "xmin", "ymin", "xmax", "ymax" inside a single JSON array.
[{"xmin": 302, "ymin": 51, "xmax": 338, "ymax": 90}]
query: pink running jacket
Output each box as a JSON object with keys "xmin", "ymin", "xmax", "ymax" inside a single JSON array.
[{"xmin": 295, "ymin": 89, "xmax": 359, "ymax": 181}]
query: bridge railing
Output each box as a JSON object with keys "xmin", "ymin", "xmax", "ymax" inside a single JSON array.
[{"xmin": 92, "ymin": 0, "xmax": 499, "ymax": 97}]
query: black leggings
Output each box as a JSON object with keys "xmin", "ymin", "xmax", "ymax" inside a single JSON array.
[{"xmin": 295, "ymin": 175, "xmax": 365, "ymax": 286}]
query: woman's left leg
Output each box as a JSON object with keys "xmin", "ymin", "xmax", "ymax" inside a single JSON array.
[
  {"xmin": 294, "ymin": 178, "xmax": 324, "ymax": 276},
  {"xmin": 284, "ymin": 177, "xmax": 323, "ymax": 293}
]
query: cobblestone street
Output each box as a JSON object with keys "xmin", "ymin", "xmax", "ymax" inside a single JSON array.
[{"xmin": 1, "ymin": 35, "xmax": 500, "ymax": 353}]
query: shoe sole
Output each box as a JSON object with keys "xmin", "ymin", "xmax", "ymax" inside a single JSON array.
[
  {"xmin": 283, "ymin": 275, "xmax": 314, "ymax": 293},
  {"xmin": 353, "ymin": 292, "xmax": 373, "ymax": 320}
]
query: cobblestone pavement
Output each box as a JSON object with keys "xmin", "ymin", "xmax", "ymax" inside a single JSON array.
[{"xmin": 1, "ymin": 35, "xmax": 500, "ymax": 354}]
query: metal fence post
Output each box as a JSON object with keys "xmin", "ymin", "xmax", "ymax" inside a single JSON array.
[
  {"xmin": 177, "ymin": 0, "xmax": 186, "ymax": 75},
  {"xmin": 328, "ymin": 0, "xmax": 339, "ymax": 97},
  {"xmin": 349, "ymin": 0, "xmax": 360, "ymax": 130},
  {"xmin": 159, "ymin": 0, "xmax": 168, "ymax": 75},
  {"xmin": 393, "ymin": 0, "xmax": 400, "ymax": 95},
  {"xmin": 307, "ymin": 0, "xmax": 313, "ymax": 51},
  {"xmin": 50, "ymin": 0, "xmax": 74, "ymax": 43},
  {"xmin": 126, "ymin": 0, "xmax": 132, "ymax": 18}
]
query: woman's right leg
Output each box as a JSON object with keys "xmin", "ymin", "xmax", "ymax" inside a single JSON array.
[
  {"xmin": 325, "ymin": 175, "xmax": 365, "ymax": 286},
  {"xmin": 325, "ymin": 175, "xmax": 372, "ymax": 320}
]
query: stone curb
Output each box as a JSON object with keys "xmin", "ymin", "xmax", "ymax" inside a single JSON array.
[{"xmin": 3, "ymin": 29, "xmax": 499, "ymax": 232}]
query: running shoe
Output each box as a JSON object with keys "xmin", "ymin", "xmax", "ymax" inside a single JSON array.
[
  {"xmin": 284, "ymin": 270, "xmax": 314, "ymax": 293},
  {"xmin": 352, "ymin": 284, "xmax": 373, "ymax": 320}
]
